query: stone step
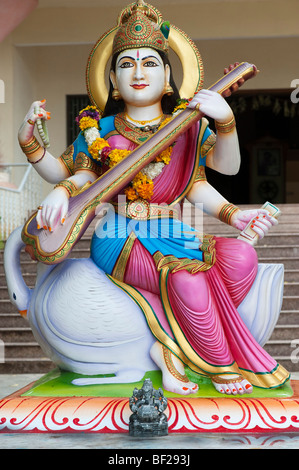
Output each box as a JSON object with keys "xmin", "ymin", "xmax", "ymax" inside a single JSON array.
[
  {"xmin": 278, "ymin": 311, "xmax": 299, "ymax": 325},
  {"xmin": 282, "ymin": 296, "xmax": 299, "ymax": 310},
  {"xmin": 0, "ymin": 314, "xmax": 28, "ymax": 328},
  {"xmin": 0, "ymin": 300, "xmax": 20, "ymax": 313},
  {"xmin": 269, "ymin": 325, "xmax": 299, "ymax": 341},
  {"xmin": 3, "ymin": 343, "xmax": 47, "ymax": 358},
  {"xmin": 283, "ymin": 283, "xmax": 299, "ymax": 296},
  {"xmin": 0, "ymin": 328, "xmax": 35, "ymax": 342},
  {"xmin": 284, "ymin": 282, "xmax": 299, "ymax": 296},
  {"xmin": 264, "ymin": 340, "xmax": 299, "ymax": 359},
  {"xmin": 285, "ymin": 271, "xmax": 299, "ymax": 283},
  {"xmin": 0, "ymin": 358, "xmax": 54, "ymax": 374}
]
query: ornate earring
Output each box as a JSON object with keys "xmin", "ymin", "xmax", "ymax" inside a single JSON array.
[
  {"xmin": 164, "ymin": 83, "xmax": 174, "ymax": 96},
  {"xmin": 112, "ymin": 88, "xmax": 122, "ymax": 101}
]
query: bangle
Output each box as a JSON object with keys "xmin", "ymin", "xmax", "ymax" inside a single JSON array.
[
  {"xmin": 20, "ymin": 136, "xmax": 41, "ymax": 156},
  {"xmin": 28, "ymin": 147, "xmax": 46, "ymax": 164},
  {"xmin": 54, "ymin": 179, "xmax": 78, "ymax": 197},
  {"xmin": 218, "ymin": 203, "xmax": 240, "ymax": 226},
  {"xmin": 215, "ymin": 116, "xmax": 236, "ymax": 134}
]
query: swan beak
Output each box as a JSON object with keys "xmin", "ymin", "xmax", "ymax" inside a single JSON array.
[{"xmin": 19, "ymin": 310, "xmax": 27, "ymax": 318}]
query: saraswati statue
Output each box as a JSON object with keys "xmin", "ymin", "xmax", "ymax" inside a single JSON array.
[{"xmin": 5, "ymin": 0, "xmax": 290, "ymax": 397}]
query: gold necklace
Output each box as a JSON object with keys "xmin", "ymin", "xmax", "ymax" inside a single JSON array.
[{"xmin": 125, "ymin": 112, "xmax": 164, "ymax": 126}]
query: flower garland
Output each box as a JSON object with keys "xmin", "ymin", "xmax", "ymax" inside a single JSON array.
[{"xmin": 76, "ymin": 99, "xmax": 189, "ymax": 201}]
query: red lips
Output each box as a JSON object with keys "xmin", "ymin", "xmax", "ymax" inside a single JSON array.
[{"xmin": 130, "ymin": 84, "xmax": 149, "ymax": 89}]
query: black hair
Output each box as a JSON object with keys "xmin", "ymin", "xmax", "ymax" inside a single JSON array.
[{"xmin": 102, "ymin": 50, "xmax": 180, "ymax": 118}]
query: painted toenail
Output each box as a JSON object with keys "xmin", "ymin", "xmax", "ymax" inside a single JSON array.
[
  {"xmin": 245, "ymin": 384, "xmax": 251, "ymax": 389},
  {"xmin": 182, "ymin": 387, "xmax": 189, "ymax": 391}
]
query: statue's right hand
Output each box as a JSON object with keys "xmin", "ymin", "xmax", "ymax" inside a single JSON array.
[
  {"xmin": 36, "ymin": 187, "xmax": 69, "ymax": 232},
  {"xmin": 18, "ymin": 99, "xmax": 51, "ymax": 145}
]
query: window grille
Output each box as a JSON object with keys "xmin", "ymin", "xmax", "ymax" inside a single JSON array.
[{"xmin": 66, "ymin": 95, "xmax": 90, "ymax": 146}]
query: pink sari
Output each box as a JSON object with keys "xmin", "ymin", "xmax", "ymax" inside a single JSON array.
[{"xmin": 97, "ymin": 117, "xmax": 289, "ymax": 388}]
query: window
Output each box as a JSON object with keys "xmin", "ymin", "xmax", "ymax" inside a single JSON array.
[{"xmin": 66, "ymin": 95, "xmax": 90, "ymax": 146}]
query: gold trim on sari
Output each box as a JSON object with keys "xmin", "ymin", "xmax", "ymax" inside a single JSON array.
[{"xmin": 111, "ymin": 231, "xmax": 137, "ymax": 282}]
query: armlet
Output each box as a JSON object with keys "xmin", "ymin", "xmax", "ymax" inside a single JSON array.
[
  {"xmin": 74, "ymin": 152, "xmax": 102, "ymax": 176},
  {"xmin": 194, "ymin": 165, "xmax": 207, "ymax": 183},
  {"xmin": 59, "ymin": 145, "xmax": 75, "ymax": 176},
  {"xmin": 201, "ymin": 131, "xmax": 216, "ymax": 158}
]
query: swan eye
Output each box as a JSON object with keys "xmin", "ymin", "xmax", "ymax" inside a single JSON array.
[{"xmin": 13, "ymin": 293, "xmax": 16, "ymax": 300}]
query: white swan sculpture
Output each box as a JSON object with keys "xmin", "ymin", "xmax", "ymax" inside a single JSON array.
[
  {"xmin": 4, "ymin": 226, "xmax": 158, "ymax": 382},
  {"xmin": 4, "ymin": 226, "xmax": 284, "ymax": 387}
]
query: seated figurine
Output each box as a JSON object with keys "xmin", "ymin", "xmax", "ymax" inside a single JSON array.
[{"xmin": 129, "ymin": 378, "xmax": 168, "ymax": 437}]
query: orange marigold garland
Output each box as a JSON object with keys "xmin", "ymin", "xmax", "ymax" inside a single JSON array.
[{"xmin": 76, "ymin": 101, "xmax": 192, "ymax": 201}]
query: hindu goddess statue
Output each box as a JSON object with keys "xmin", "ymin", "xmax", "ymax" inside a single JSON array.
[{"xmin": 17, "ymin": 0, "xmax": 289, "ymax": 396}]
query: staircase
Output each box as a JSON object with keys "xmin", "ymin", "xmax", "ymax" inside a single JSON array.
[{"xmin": 0, "ymin": 203, "xmax": 298, "ymax": 374}]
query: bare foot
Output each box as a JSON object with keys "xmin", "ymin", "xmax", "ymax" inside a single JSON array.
[
  {"xmin": 211, "ymin": 374, "xmax": 253, "ymax": 395},
  {"xmin": 150, "ymin": 341, "xmax": 198, "ymax": 395}
]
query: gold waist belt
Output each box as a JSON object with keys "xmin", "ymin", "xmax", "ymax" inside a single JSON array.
[{"xmin": 113, "ymin": 199, "xmax": 180, "ymax": 221}]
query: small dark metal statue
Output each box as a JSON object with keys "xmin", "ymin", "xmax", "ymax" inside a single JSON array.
[{"xmin": 129, "ymin": 378, "xmax": 168, "ymax": 437}]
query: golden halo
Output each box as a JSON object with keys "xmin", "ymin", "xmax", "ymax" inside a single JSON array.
[{"xmin": 86, "ymin": 24, "xmax": 204, "ymax": 114}]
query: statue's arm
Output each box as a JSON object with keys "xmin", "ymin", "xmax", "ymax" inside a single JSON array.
[
  {"xmin": 186, "ymin": 180, "xmax": 278, "ymax": 237},
  {"xmin": 205, "ymin": 126, "xmax": 241, "ymax": 176},
  {"xmin": 18, "ymin": 100, "xmax": 70, "ymax": 183},
  {"xmin": 188, "ymin": 91, "xmax": 240, "ymax": 176}
]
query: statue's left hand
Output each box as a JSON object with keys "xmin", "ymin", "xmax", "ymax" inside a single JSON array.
[
  {"xmin": 188, "ymin": 89, "xmax": 233, "ymax": 123},
  {"xmin": 36, "ymin": 187, "xmax": 69, "ymax": 232},
  {"xmin": 222, "ymin": 62, "xmax": 258, "ymax": 97},
  {"xmin": 231, "ymin": 209, "xmax": 278, "ymax": 239},
  {"xmin": 18, "ymin": 100, "xmax": 51, "ymax": 145}
]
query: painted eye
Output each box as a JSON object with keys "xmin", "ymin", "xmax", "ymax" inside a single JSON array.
[
  {"xmin": 144, "ymin": 61, "xmax": 158, "ymax": 67},
  {"xmin": 120, "ymin": 62, "xmax": 134, "ymax": 69}
]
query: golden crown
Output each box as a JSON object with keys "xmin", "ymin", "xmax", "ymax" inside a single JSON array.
[{"xmin": 112, "ymin": 0, "xmax": 170, "ymax": 56}]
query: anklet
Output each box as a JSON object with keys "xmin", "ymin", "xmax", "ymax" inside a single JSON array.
[
  {"xmin": 211, "ymin": 374, "xmax": 244, "ymax": 384},
  {"xmin": 162, "ymin": 345, "xmax": 189, "ymax": 383}
]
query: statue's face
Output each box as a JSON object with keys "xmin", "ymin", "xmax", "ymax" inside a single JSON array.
[{"xmin": 110, "ymin": 48, "xmax": 170, "ymax": 108}]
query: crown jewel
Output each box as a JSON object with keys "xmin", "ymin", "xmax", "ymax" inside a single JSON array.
[{"xmin": 112, "ymin": 1, "xmax": 170, "ymax": 56}]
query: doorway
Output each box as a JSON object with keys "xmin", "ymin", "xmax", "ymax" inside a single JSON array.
[{"xmin": 206, "ymin": 89, "xmax": 299, "ymax": 205}]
